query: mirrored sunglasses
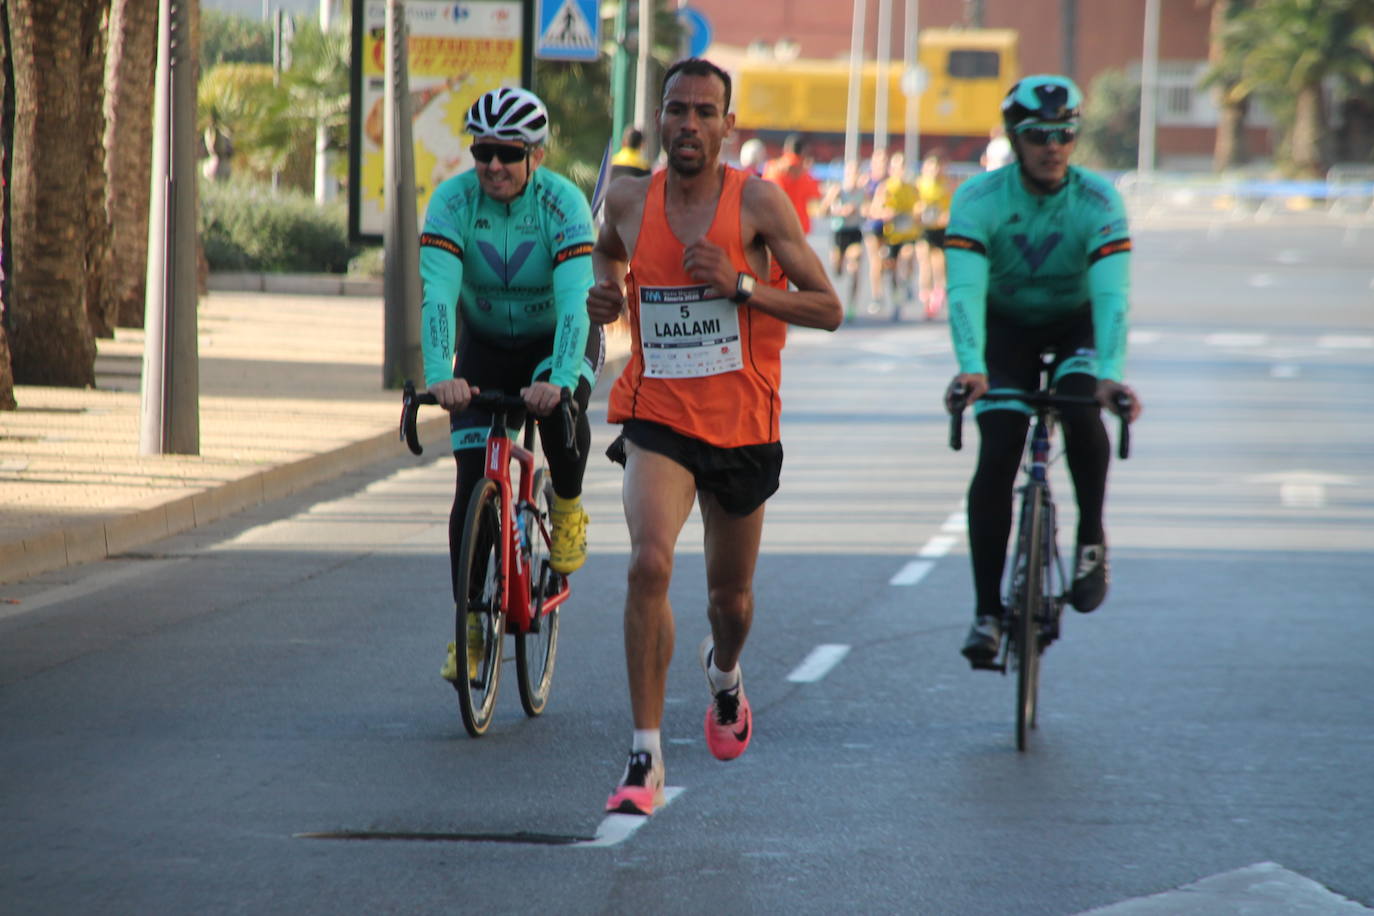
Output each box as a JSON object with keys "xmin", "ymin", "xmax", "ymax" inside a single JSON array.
[
  {"xmin": 1018, "ymin": 126, "xmax": 1078, "ymax": 146},
  {"xmin": 471, "ymin": 143, "xmax": 529, "ymax": 164}
]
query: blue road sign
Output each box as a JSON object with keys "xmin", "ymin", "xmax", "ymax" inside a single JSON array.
[
  {"xmin": 536, "ymin": 0, "xmax": 600, "ymax": 62},
  {"xmin": 677, "ymin": 6, "xmax": 712, "ymax": 59}
]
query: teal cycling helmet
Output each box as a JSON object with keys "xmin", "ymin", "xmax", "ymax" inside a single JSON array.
[{"xmin": 1001, "ymin": 75, "xmax": 1082, "ymax": 132}]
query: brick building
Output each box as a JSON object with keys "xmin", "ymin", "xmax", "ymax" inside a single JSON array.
[{"xmin": 688, "ymin": 0, "xmax": 1274, "ymax": 167}]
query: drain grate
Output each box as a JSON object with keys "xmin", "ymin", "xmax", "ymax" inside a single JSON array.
[{"xmin": 296, "ymin": 830, "xmax": 594, "ymax": 845}]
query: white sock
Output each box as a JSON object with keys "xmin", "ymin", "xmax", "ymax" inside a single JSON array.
[
  {"xmin": 708, "ymin": 657, "xmax": 741, "ymax": 694},
  {"xmin": 631, "ymin": 729, "xmax": 661, "ymax": 763}
]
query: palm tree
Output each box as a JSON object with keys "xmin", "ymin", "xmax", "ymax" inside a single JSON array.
[
  {"xmin": 3, "ymin": 0, "xmax": 101, "ymax": 388},
  {"xmin": 103, "ymin": 0, "xmax": 159, "ymax": 329},
  {"xmin": 1222, "ymin": 0, "xmax": 1374, "ymax": 176},
  {"xmin": 1200, "ymin": 0, "xmax": 1253, "ymax": 172}
]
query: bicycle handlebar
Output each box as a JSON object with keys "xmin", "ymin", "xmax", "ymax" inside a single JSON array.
[
  {"xmin": 946, "ymin": 385, "xmax": 1132, "ymax": 460},
  {"xmin": 399, "ymin": 380, "xmax": 578, "ymax": 457}
]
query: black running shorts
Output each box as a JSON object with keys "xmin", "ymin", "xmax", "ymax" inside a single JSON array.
[{"xmin": 606, "ymin": 419, "xmax": 783, "ymax": 517}]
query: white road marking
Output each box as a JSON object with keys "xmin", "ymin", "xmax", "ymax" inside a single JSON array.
[
  {"xmin": 1318, "ymin": 335, "xmax": 1374, "ymax": 349},
  {"xmin": 1205, "ymin": 332, "xmax": 1268, "ymax": 347},
  {"xmin": 1128, "ymin": 330, "xmax": 1161, "ymax": 346},
  {"xmin": 1248, "ymin": 470, "xmax": 1354, "ymax": 509},
  {"xmin": 1280, "ymin": 483, "xmax": 1327, "ymax": 508},
  {"xmin": 1073, "ymin": 861, "xmax": 1372, "ymax": 914},
  {"xmin": 940, "ymin": 513, "xmax": 967, "ymax": 533},
  {"xmin": 889, "ymin": 560, "xmax": 933, "ymax": 586},
  {"xmin": 787, "ymin": 644, "xmax": 851, "ymax": 683},
  {"xmin": 919, "ymin": 535, "xmax": 957, "ymax": 557},
  {"xmin": 1247, "ymin": 274, "xmax": 1276, "ymax": 288},
  {"xmin": 578, "ymin": 787, "xmax": 685, "ymax": 847},
  {"xmin": 1270, "ymin": 364, "xmax": 1301, "ymax": 379}
]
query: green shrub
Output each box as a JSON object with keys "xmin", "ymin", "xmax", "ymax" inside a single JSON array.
[{"xmin": 200, "ymin": 179, "xmax": 358, "ymax": 273}]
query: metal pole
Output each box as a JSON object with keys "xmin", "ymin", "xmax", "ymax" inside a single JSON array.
[
  {"xmin": 382, "ymin": 0, "xmax": 423, "ymax": 388},
  {"xmin": 1061, "ymin": 0, "xmax": 1077, "ymax": 80},
  {"xmin": 140, "ymin": 0, "xmax": 199, "ymax": 456},
  {"xmin": 1138, "ymin": 0, "xmax": 1159, "ymax": 174},
  {"xmin": 874, "ymin": 0, "xmax": 893, "ymax": 153},
  {"xmin": 315, "ymin": 0, "xmax": 335, "ymax": 204},
  {"xmin": 612, "ymin": 0, "xmax": 631, "ymax": 145},
  {"xmin": 844, "ymin": 0, "xmax": 867, "ymax": 168},
  {"xmin": 903, "ymin": 0, "xmax": 919, "ymax": 161},
  {"xmin": 634, "ymin": 0, "xmax": 656, "ymax": 161}
]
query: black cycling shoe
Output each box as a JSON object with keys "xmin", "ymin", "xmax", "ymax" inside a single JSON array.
[
  {"xmin": 961, "ymin": 615, "xmax": 1003, "ymax": 669},
  {"xmin": 1070, "ymin": 544, "xmax": 1109, "ymax": 612}
]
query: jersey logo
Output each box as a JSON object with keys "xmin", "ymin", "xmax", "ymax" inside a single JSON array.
[
  {"xmin": 1012, "ymin": 232, "xmax": 1063, "ymax": 273},
  {"xmin": 554, "ymin": 242, "xmax": 594, "ymax": 265},
  {"xmin": 477, "ymin": 240, "xmax": 536, "ymax": 285},
  {"xmin": 420, "ymin": 232, "xmax": 462, "ymax": 259},
  {"xmin": 1088, "ymin": 238, "xmax": 1132, "ymax": 264}
]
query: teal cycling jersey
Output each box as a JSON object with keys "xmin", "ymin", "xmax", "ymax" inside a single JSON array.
[
  {"xmin": 944, "ymin": 163, "xmax": 1132, "ymax": 381},
  {"xmin": 419, "ymin": 167, "xmax": 595, "ymax": 392}
]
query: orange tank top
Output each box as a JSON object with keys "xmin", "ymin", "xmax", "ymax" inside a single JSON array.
[{"xmin": 608, "ymin": 166, "xmax": 788, "ymax": 447}]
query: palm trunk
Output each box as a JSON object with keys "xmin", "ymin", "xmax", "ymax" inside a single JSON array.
[
  {"xmin": 0, "ymin": 0, "xmax": 14, "ymax": 409},
  {"xmin": 1289, "ymin": 83, "xmax": 1325, "ymax": 178},
  {"xmin": 81, "ymin": 0, "xmax": 112, "ymax": 339},
  {"xmin": 104, "ymin": 0, "xmax": 158, "ymax": 329},
  {"xmin": 6, "ymin": 0, "xmax": 98, "ymax": 386},
  {"xmin": 1207, "ymin": 0, "xmax": 1248, "ymax": 172}
]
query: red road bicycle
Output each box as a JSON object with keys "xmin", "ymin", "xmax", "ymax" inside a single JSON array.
[{"xmin": 401, "ymin": 381, "xmax": 574, "ymax": 737}]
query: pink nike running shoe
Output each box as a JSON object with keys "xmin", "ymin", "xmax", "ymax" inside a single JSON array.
[
  {"xmin": 699, "ymin": 637, "xmax": 753, "ymax": 761},
  {"xmin": 604, "ymin": 750, "xmax": 664, "ymax": 816}
]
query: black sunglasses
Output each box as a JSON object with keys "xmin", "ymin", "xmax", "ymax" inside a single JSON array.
[
  {"xmin": 1018, "ymin": 126, "xmax": 1078, "ymax": 146},
  {"xmin": 471, "ymin": 143, "xmax": 529, "ymax": 164}
]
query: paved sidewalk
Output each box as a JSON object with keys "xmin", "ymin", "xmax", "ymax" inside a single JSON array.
[{"xmin": 0, "ymin": 285, "xmax": 629, "ymax": 586}]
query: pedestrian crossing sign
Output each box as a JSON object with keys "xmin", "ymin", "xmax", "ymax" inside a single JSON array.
[{"xmin": 536, "ymin": 0, "xmax": 601, "ymax": 62}]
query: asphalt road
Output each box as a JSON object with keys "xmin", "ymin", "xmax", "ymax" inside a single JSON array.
[{"xmin": 3, "ymin": 221, "xmax": 1372, "ymax": 914}]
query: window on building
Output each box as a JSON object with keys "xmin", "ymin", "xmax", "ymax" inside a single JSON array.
[{"xmin": 948, "ymin": 50, "xmax": 1000, "ymax": 79}]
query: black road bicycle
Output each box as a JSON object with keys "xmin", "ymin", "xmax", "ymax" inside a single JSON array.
[{"xmin": 948, "ymin": 382, "xmax": 1132, "ymax": 750}]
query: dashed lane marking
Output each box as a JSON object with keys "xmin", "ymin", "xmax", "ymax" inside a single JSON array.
[
  {"xmin": 890, "ymin": 560, "xmax": 934, "ymax": 586},
  {"xmin": 578, "ymin": 788, "xmax": 686, "ymax": 847},
  {"xmin": 787, "ymin": 644, "xmax": 851, "ymax": 683}
]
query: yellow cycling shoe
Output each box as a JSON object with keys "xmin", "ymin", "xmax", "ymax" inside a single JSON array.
[
  {"xmin": 440, "ymin": 641, "xmax": 460, "ymax": 683},
  {"xmin": 549, "ymin": 496, "xmax": 588, "ymax": 574},
  {"xmin": 440, "ymin": 612, "xmax": 488, "ymax": 684}
]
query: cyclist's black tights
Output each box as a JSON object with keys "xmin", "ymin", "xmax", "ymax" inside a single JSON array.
[
  {"xmin": 967, "ymin": 375, "xmax": 1110, "ymax": 618},
  {"xmin": 447, "ymin": 378, "xmax": 592, "ymax": 602}
]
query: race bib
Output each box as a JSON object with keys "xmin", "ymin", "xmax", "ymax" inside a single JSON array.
[{"xmin": 638, "ymin": 284, "xmax": 743, "ymax": 379}]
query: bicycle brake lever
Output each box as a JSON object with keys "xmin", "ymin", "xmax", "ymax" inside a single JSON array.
[
  {"xmin": 947, "ymin": 383, "xmax": 968, "ymax": 451},
  {"xmin": 559, "ymin": 388, "xmax": 579, "ymax": 459},
  {"xmin": 400, "ymin": 380, "xmax": 437, "ymax": 456},
  {"xmin": 1113, "ymin": 392, "xmax": 1132, "ymax": 460}
]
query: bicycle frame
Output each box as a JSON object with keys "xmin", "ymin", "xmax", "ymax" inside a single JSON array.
[
  {"xmin": 480, "ymin": 412, "xmax": 571, "ymax": 635},
  {"xmin": 398, "ymin": 382, "xmax": 573, "ymax": 634}
]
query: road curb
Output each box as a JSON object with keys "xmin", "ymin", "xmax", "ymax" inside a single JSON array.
[{"xmin": 0, "ymin": 414, "xmax": 451, "ymax": 586}]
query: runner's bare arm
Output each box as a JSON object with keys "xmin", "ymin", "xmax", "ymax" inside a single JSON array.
[
  {"xmin": 587, "ymin": 178, "xmax": 643, "ymax": 325},
  {"xmin": 741, "ymin": 178, "xmax": 843, "ymax": 331}
]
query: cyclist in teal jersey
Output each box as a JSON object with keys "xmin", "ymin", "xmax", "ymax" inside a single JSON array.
[
  {"xmin": 419, "ymin": 87, "xmax": 602, "ymax": 684},
  {"xmin": 943, "ymin": 75, "xmax": 1142, "ymax": 667}
]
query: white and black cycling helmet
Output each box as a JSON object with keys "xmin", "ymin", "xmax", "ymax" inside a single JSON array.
[
  {"xmin": 1001, "ymin": 74, "xmax": 1082, "ymax": 132},
  {"xmin": 465, "ymin": 87, "xmax": 549, "ymax": 145}
]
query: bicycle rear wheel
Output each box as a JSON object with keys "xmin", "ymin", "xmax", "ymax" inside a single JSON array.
[
  {"xmin": 455, "ymin": 478, "xmax": 506, "ymax": 737},
  {"xmin": 516, "ymin": 469, "xmax": 560, "ymax": 718},
  {"xmin": 1014, "ymin": 490, "xmax": 1045, "ymax": 751}
]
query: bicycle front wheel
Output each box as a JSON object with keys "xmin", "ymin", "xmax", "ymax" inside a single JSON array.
[
  {"xmin": 516, "ymin": 469, "xmax": 560, "ymax": 718},
  {"xmin": 455, "ymin": 478, "xmax": 506, "ymax": 737},
  {"xmin": 1014, "ymin": 489, "xmax": 1045, "ymax": 751}
]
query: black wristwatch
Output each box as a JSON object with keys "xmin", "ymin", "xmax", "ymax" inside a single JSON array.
[{"xmin": 730, "ymin": 272, "xmax": 756, "ymax": 304}]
